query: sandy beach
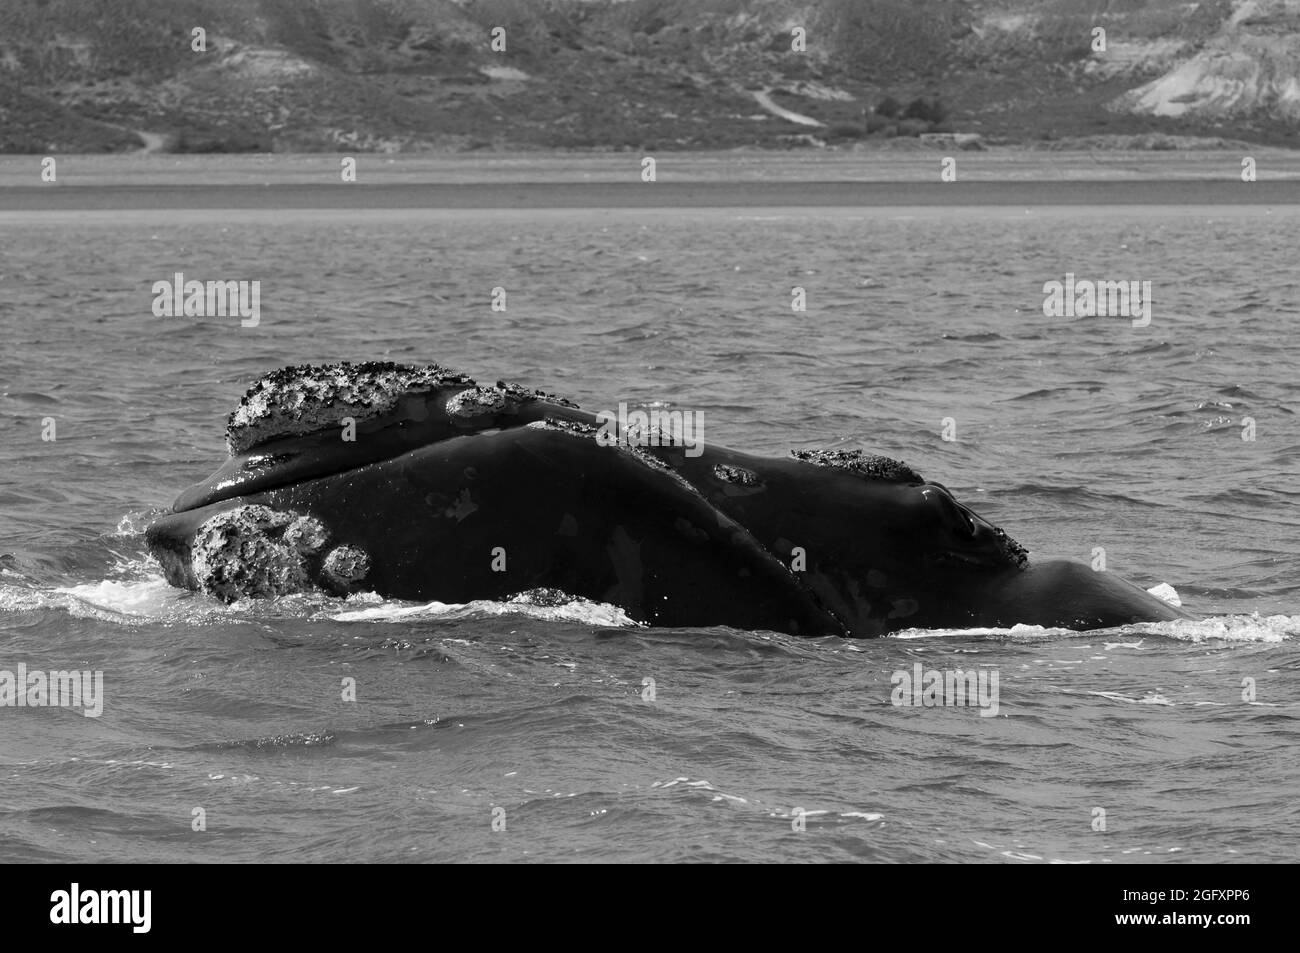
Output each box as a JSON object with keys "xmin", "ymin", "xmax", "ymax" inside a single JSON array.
[{"xmin": 1, "ymin": 149, "xmax": 1297, "ymax": 209}]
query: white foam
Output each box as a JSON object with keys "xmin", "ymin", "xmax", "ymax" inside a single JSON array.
[
  {"xmin": 892, "ymin": 623, "xmax": 1061, "ymax": 639},
  {"xmin": 1126, "ymin": 614, "xmax": 1298, "ymax": 644},
  {"xmin": 59, "ymin": 576, "xmax": 182, "ymax": 615},
  {"xmin": 3, "ymin": 554, "xmax": 636, "ymax": 629},
  {"xmin": 8, "ymin": 558, "xmax": 1292, "ymax": 646},
  {"xmin": 329, "ymin": 596, "xmax": 635, "ymax": 627},
  {"xmin": 1, "ymin": 573, "xmax": 197, "ymax": 625},
  {"xmin": 1075, "ymin": 690, "xmax": 1176, "ymax": 707},
  {"xmin": 893, "ymin": 615, "xmax": 1295, "ymax": 643}
]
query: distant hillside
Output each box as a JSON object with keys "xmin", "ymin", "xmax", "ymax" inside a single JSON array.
[{"xmin": 1, "ymin": 0, "xmax": 1297, "ymax": 153}]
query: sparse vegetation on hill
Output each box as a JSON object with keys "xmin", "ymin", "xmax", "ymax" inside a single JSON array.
[{"xmin": 0, "ymin": 0, "xmax": 1296, "ymax": 153}]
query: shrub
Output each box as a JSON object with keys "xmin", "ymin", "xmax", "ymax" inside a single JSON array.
[
  {"xmin": 864, "ymin": 113, "xmax": 892, "ymax": 134},
  {"xmin": 875, "ymin": 95, "xmax": 901, "ymax": 117},
  {"xmin": 903, "ymin": 97, "xmax": 947, "ymax": 124},
  {"xmin": 826, "ymin": 122, "xmax": 864, "ymax": 140}
]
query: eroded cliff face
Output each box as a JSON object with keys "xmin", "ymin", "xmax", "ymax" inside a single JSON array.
[
  {"xmin": 1107, "ymin": 0, "xmax": 1300, "ymax": 122},
  {"xmin": 0, "ymin": 0, "xmax": 1295, "ymax": 153}
]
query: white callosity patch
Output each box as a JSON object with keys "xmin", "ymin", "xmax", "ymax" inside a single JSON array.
[
  {"xmin": 713, "ymin": 463, "xmax": 760, "ymax": 486},
  {"xmin": 528, "ymin": 417, "xmax": 598, "ymax": 438},
  {"xmin": 283, "ymin": 515, "xmax": 329, "ymax": 554},
  {"xmin": 189, "ymin": 505, "xmax": 362, "ymax": 602},
  {"xmin": 225, "ymin": 361, "xmax": 472, "ymax": 454},
  {"xmin": 191, "ymin": 506, "xmax": 314, "ymax": 601},
  {"xmin": 322, "ymin": 545, "xmax": 371, "ymax": 590},
  {"xmin": 445, "ymin": 385, "xmax": 514, "ymax": 420}
]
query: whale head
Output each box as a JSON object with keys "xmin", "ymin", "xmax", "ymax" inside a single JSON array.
[{"xmin": 146, "ymin": 361, "xmax": 589, "ymax": 601}]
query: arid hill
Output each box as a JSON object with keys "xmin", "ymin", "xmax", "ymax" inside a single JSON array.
[{"xmin": 1, "ymin": 0, "xmax": 1296, "ymax": 153}]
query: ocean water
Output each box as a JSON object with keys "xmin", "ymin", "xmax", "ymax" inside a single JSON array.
[{"xmin": 0, "ymin": 201, "xmax": 1297, "ymax": 863}]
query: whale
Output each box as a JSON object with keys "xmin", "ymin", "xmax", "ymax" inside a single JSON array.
[{"xmin": 144, "ymin": 361, "xmax": 1192, "ymax": 636}]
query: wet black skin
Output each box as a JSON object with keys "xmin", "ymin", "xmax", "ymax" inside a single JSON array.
[{"xmin": 146, "ymin": 385, "xmax": 1192, "ymax": 636}]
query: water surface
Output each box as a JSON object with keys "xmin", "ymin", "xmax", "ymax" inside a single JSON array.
[{"xmin": 1, "ymin": 201, "xmax": 1296, "ymax": 863}]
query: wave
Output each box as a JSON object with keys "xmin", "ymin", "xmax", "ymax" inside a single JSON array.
[
  {"xmin": 4, "ymin": 569, "xmax": 1292, "ymax": 643},
  {"xmin": 890, "ymin": 613, "xmax": 1298, "ymax": 644},
  {"xmin": 0, "ymin": 563, "xmax": 637, "ymax": 630},
  {"xmin": 329, "ymin": 592, "xmax": 636, "ymax": 628}
]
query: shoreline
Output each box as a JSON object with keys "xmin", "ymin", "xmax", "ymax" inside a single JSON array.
[{"xmin": 2, "ymin": 179, "xmax": 1297, "ymax": 210}]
